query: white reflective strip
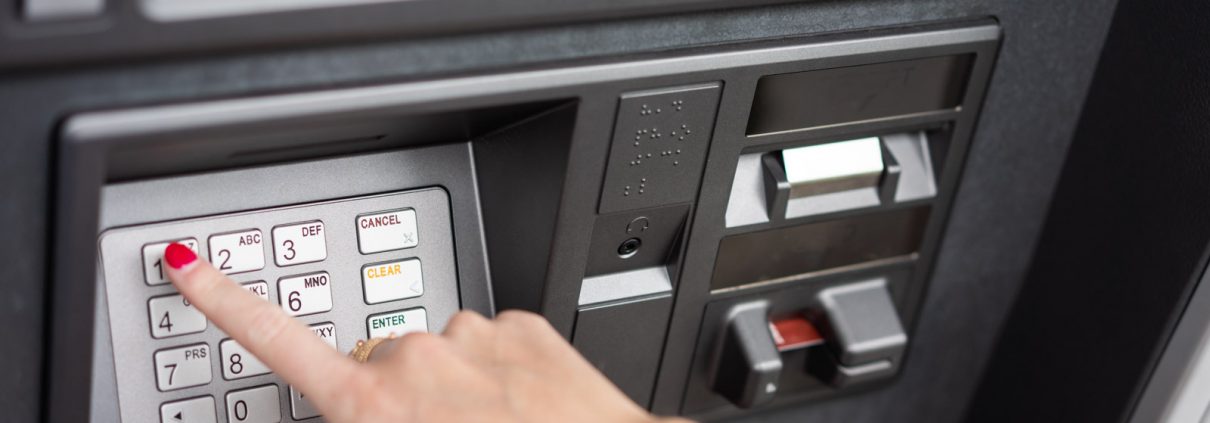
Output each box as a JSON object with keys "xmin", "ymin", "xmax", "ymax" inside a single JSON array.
[{"xmin": 782, "ymin": 137, "xmax": 884, "ymax": 184}]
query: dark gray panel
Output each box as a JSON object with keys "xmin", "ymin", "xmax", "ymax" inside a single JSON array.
[
  {"xmin": 747, "ymin": 55, "xmax": 972, "ymax": 135},
  {"xmin": 969, "ymin": 0, "xmax": 1210, "ymax": 420},
  {"xmin": 599, "ymin": 83, "xmax": 720, "ymax": 214},
  {"xmin": 474, "ymin": 103, "xmax": 579, "ymax": 313},
  {"xmin": 22, "ymin": 0, "xmax": 104, "ymax": 21},
  {"xmin": 49, "ymin": 24, "xmax": 1001, "ymax": 422},
  {"xmin": 573, "ymin": 294, "xmax": 674, "ymax": 408},
  {"xmin": 0, "ymin": 0, "xmax": 806, "ymax": 69},
  {"xmin": 1131, "ymin": 262, "xmax": 1210, "ymax": 422},
  {"xmin": 661, "ymin": 23, "xmax": 1000, "ymax": 420},
  {"xmin": 585, "ymin": 204, "xmax": 690, "ymax": 277},
  {"xmin": 812, "ymin": 279, "xmax": 907, "ymax": 366},
  {"xmin": 712, "ymin": 207, "xmax": 929, "ymax": 290},
  {"xmin": 709, "ymin": 300, "xmax": 782, "ymax": 409},
  {"xmin": 0, "ymin": 2, "xmax": 1117, "ymax": 422},
  {"xmin": 685, "ymin": 268, "xmax": 916, "ymax": 416}
]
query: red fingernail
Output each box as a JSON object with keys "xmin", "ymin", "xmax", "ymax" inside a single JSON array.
[{"xmin": 164, "ymin": 243, "xmax": 197, "ymax": 269}]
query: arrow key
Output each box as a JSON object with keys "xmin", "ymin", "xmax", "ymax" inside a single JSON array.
[{"xmin": 160, "ymin": 396, "xmax": 216, "ymax": 423}]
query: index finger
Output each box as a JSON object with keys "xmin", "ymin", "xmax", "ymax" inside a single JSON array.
[{"xmin": 162, "ymin": 242, "xmax": 363, "ymax": 409}]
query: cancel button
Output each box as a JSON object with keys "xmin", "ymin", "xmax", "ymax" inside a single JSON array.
[{"xmin": 356, "ymin": 209, "xmax": 418, "ymax": 254}]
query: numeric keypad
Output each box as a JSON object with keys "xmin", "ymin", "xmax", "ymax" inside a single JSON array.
[{"xmin": 100, "ymin": 188, "xmax": 455, "ymax": 423}]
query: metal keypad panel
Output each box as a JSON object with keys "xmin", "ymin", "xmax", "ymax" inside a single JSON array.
[{"xmin": 98, "ymin": 188, "xmax": 460, "ymax": 422}]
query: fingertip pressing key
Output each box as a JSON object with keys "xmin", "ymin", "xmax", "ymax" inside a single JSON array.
[
  {"xmin": 160, "ymin": 241, "xmax": 366, "ymax": 419},
  {"xmin": 164, "ymin": 242, "xmax": 199, "ymax": 272}
]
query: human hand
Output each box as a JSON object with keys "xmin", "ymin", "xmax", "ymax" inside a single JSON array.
[{"xmin": 162, "ymin": 242, "xmax": 688, "ymax": 423}]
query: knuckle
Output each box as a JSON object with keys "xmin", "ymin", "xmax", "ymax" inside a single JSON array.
[
  {"xmin": 497, "ymin": 310, "xmax": 549, "ymax": 330},
  {"xmin": 339, "ymin": 369, "xmax": 380, "ymax": 402},
  {"xmin": 330, "ymin": 372, "xmax": 391, "ymax": 421},
  {"xmin": 186, "ymin": 269, "xmax": 226, "ymax": 303},
  {"xmin": 243, "ymin": 305, "xmax": 290, "ymax": 347},
  {"xmin": 447, "ymin": 311, "xmax": 489, "ymax": 331},
  {"xmin": 390, "ymin": 332, "xmax": 445, "ymax": 362},
  {"xmin": 200, "ymin": 267, "xmax": 229, "ymax": 287}
]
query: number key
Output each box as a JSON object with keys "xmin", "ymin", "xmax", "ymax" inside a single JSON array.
[
  {"xmin": 277, "ymin": 272, "xmax": 333, "ymax": 317},
  {"xmin": 241, "ymin": 281, "xmax": 270, "ymax": 301},
  {"xmin": 154, "ymin": 344, "xmax": 211, "ymax": 391},
  {"xmin": 272, "ymin": 221, "xmax": 327, "ymax": 266},
  {"xmin": 220, "ymin": 339, "xmax": 270, "ymax": 380},
  {"xmin": 142, "ymin": 238, "xmax": 199, "ymax": 285},
  {"xmin": 148, "ymin": 294, "xmax": 207, "ymax": 338},
  {"xmin": 208, "ymin": 229, "xmax": 264, "ymax": 275},
  {"xmin": 226, "ymin": 385, "xmax": 280, "ymax": 423}
]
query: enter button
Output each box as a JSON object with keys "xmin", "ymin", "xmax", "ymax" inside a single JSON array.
[
  {"xmin": 361, "ymin": 259, "xmax": 424, "ymax": 304},
  {"xmin": 367, "ymin": 308, "xmax": 428, "ymax": 338}
]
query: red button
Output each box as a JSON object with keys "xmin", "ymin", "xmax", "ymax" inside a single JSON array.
[{"xmin": 770, "ymin": 315, "xmax": 824, "ymax": 352}]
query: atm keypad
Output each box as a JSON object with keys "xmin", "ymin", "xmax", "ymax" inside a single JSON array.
[{"xmin": 99, "ymin": 188, "xmax": 458, "ymax": 422}]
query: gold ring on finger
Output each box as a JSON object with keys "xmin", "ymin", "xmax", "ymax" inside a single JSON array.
[{"xmin": 349, "ymin": 337, "xmax": 394, "ymax": 363}]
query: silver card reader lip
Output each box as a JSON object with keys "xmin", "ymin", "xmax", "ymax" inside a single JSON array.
[{"xmin": 780, "ymin": 136, "xmax": 886, "ymax": 199}]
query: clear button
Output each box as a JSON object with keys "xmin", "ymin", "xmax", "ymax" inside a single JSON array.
[{"xmin": 362, "ymin": 259, "xmax": 423, "ymax": 304}]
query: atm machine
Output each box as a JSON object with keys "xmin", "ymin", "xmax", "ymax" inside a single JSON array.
[{"xmin": 4, "ymin": 0, "xmax": 1210, "ymax": 422}]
